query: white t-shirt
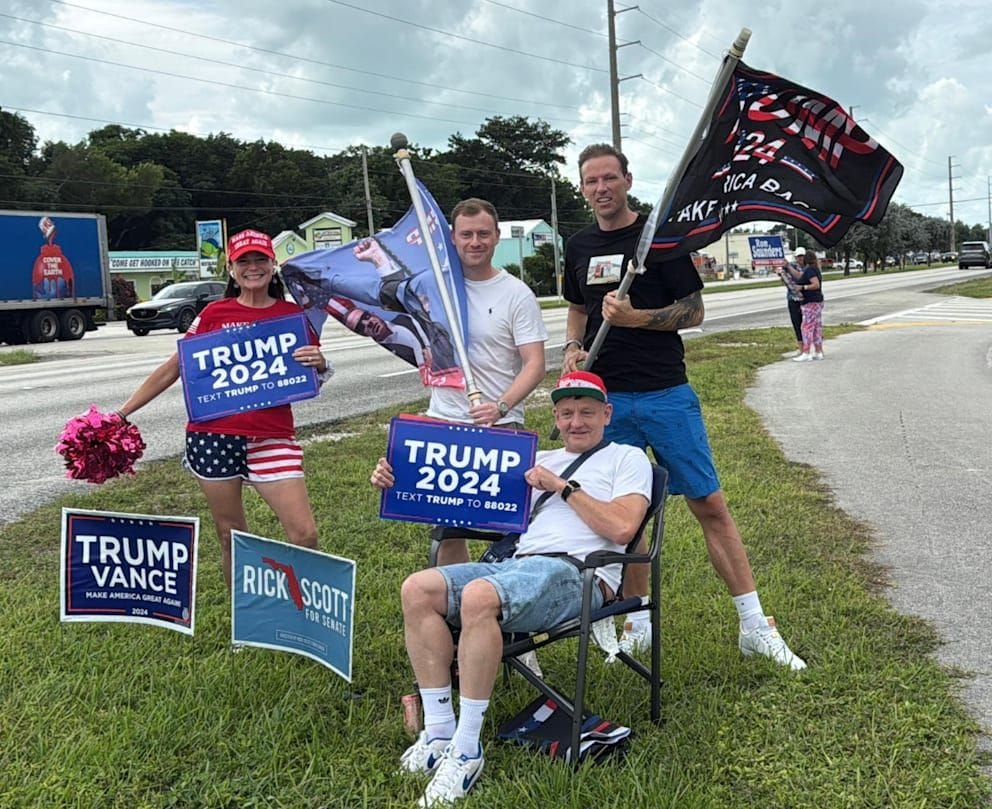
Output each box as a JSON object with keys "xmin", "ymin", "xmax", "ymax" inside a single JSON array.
[
  {"xmin": 516, "ymin": 442, "xmax": 653, "ymax": 594},
  {"xmin": 427, "ymin": 271, "xmax": 547, "ymax": 425}
]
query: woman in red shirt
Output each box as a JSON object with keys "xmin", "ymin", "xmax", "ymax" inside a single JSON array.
[{"xmin": 116, "ymin": 230, "xmax": 331, "ymax": 589}]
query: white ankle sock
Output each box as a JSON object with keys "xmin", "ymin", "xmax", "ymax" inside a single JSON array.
[
  {"xmin": 733, "ymin": 591, "xmax": 766, "ymax": 632},
  {"xmin": 627, "ymin": 609, "xmax": 650, "ymax": 630},
  {"xmin": 451, "ymin": 696, "xmax": 489, "ymax": 758},
  {"xmin": 420, "ymin": 685, "xmax": 455, "ymax": 741}
]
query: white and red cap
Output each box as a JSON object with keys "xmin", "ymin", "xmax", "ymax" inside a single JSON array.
[
  {"xmin": 228, "ymin": 229, "xmax": 275, "ymax": 262},
  {"xmin": 550, "ymin": 370, "xmax": 608, "ymax": 403}
]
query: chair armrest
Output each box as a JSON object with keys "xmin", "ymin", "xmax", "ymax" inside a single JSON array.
[{"xmin": 579, "ymin": 549, "xmax": 652, "ymax": 568}]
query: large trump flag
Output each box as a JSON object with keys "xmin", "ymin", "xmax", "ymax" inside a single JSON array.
[
  {"xmin": 281, "ymin": 182, "xmax": 468, "ymax": 389},
  {"xmin": 649, "ymin": 61, "xmax": 903, "ymax": 257}
]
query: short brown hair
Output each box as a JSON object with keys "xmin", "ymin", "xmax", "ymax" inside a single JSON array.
[
  {"xmin": 804, "ymin": 252, "xmax": 820, "ymax": 269},
  {"xmin": 578, "ymin": 143, "xmax": 629, "ymax": 179},
  {"xmin": 450, "ymin": 198, "xmax": 499, "ymax": 229}
]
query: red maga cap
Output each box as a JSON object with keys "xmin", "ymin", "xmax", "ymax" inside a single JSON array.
[
  {"xmin": 551, "ymin": 370, "xmax": 608, "ymax": 403},
  {"xmin": 228, "ymin": 229, "xmax": 275, "ymax": 262}
]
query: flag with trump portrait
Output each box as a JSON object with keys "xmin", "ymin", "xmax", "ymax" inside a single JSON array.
[
  {"xmin": 281, "ymin": 182, "xmax": 468, "ymax": 390},
  {"xmin": 649, "ymin": 61, "xmax": 903, "ymax": 258}
]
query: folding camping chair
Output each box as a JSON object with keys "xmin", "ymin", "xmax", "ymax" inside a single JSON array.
[{"xmin": 430, "ymin": 463, "xmax": 669, "ymax": 769}]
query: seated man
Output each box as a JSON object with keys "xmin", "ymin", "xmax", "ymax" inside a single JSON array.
[{"xmin": 369, "ymin": 371, "xmax": 652, "ymax": 807}]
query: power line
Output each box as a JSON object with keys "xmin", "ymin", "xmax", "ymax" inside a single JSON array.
[
  {"xmin": 2, "ymin": 38, "xmax": 483, "ymax": 127},
  {"xmin": 481, "ymin": 0, "xmax": 615, "ymax": 40},
  {"xmin": 635, "ymin": 43, "xmax": 711, "ymax": 83},
  {"xmin": 636, "ymin": 75, "xmax": 703, "ymax": 108},
  {"xmin": 1, "ymin": 12, "xmax": 600, "ymax": 124},
  {"xmin": 322, "ymin": 0, "xmax": 608, "ymax": 74},
  {"xmin": 631, "ymin": 7, "xmax": 722, "ymax": 60},
  {"xmin": 42, "ymin": 0, "xmax": 587, "ymax": 112}
]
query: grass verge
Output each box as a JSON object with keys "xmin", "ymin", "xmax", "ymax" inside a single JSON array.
[
  {"xmin": 933, "ymin": 276, "xmax": 992, "ymax": 297},
  {"xmin": 0, "ymin": 349, "xmax": 40, "ymax": 365},
  {"xmin": 1, "ymin": 326, "xmax": 988, "ymax": 808}
]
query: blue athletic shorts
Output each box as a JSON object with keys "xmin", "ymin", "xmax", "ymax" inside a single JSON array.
[
  {"xmin": 436, "ymin": 556, "xmax": 604, "ymax": 634},
  {"xmin": 605, "ymin": 383, "xmax": 721, "ymax": 500}
]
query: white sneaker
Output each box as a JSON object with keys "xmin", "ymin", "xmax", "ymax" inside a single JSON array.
[
  {"xmin": 419, "ymin": 744, "xmax": 484, "ymax": 806},
  {"xmin": 812, "ymin": 351, "xmax": 824, "ymax": 360},
  {"xmin": 618, "ymin": 620, "xmax": 651, "ymax": 654},
  {"xmin": 739, "ymin": 617, "xmax": 807, "ymax": 671},
  {"xmin": 399, "ymin": 731, "xmax": 450, "ymax": 774},
  {"xmin": 516, "ymin": 650, "xmax": 543, "ymax": 678},
  {"xmin": 791, "ymin": 352, "xmax": 813, "ymax": 362}
]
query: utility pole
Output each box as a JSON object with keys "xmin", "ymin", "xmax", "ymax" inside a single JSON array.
[
  {"xmin": 948, "ymin": 155, "xmax": 960, "ymax": 252},
  {"xmin": 550, "ymin": 175, "xmax": 563, "ymax": 298},
  {"xmin": 607, "ymin": 0, "xmax": 622, "ymax": 149},
  {"xmin": 987, "ymin": 176, "xmax": 991, "ymax": 244},
  {"xmin": 361, "ymin": 147, "xmax": 375, "ymax": 236},
  {"xmin": 607, "ymin": 0, "xmax": 638, "ymax": 151}
]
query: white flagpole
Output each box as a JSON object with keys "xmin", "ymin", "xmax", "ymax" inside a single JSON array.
[
  {"xmin": 580, "ymin": 27, "xmax": 752, "ymax": 371},
  {"xmin": 391, "ymin": 132, "xmax": 482, "ymax": 405}
]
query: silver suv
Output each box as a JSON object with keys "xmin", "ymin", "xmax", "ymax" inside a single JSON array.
[{"xmin": 958, "ymin": 241, "xmax": 991, "ymax": 269}]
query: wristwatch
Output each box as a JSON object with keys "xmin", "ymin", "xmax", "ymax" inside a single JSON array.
[
  {"xmin": 497, "ymin": 400, "xmax": 510, "ymax": 417},
  {"xmin": 560, "ymin": 479, "xmax": 582, "ymax": 502}
]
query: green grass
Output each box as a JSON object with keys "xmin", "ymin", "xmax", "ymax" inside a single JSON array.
[
  {"xmin": 0, "ymin": 349, "xmax": 40, "ymax": 365},
  {"xmin": 2, "ymin": 326, "xmax": 989, "ymax": 808},
  {"xmin": 933, "ymin": 276, "xmax": 992, "ymax": 297}
]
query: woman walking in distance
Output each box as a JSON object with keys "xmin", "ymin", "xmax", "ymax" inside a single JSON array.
[
  {"xmin": 792, "ymin": 251, "xmax": 825, "ymax": 362},
  {"xmin": 114, "ymin": 230, "xmax": 333, "ymax": 588}
]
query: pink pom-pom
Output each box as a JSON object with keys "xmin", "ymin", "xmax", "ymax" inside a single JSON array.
[{"xmin": 55, "ymin": 405, "xmax": 146, "ymax": 484}]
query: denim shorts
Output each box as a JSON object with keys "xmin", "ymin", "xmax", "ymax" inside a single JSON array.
[
  {"xmin": 605, "ymin": 383, "xmax": 721, "ymax": 500},
  {"xmin": 436, "ymin": 556, "xmax": 604, "ymax": 634}
]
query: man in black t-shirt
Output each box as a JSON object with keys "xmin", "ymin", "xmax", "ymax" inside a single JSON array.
[{"xmin": 562, "ymin": 143, "xmax": 806, "ymax": 671}]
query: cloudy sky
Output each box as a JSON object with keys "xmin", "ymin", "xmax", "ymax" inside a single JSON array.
[{"xmin": 3, "ymin": 0, "xmax": 991, "ymax": 229}]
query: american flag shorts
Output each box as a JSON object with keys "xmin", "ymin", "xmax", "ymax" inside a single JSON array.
[{"xmin": 183, "ymin": 432, "xmax": 305, "ymax": 483}]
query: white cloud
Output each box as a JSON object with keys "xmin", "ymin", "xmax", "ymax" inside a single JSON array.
[{"xmin": 3, "ymin": 0, "xmax": 990, "ymax": 226}]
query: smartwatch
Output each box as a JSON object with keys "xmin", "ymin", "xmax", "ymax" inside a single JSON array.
[
  {"xmin": 560, "ymin": 479, "xmax": 582, "ymax": 502},
  {"xmin": 497, "ymin": 400, "xmax": 510, "ymax": 417}
]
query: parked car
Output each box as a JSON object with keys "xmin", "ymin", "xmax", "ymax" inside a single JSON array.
[
  {"xmin": 958, "ymin": 241, "xmax": 992, "ymax": 269},
  {"xmin": 911, "ymin": 252, "xmax": 930, "ymax": 265},
  {"xmin": 940, "ymin": 251, "xmax": 957, "ymax": 262},
  {"xmin": 125, "ymin": 280, "xmax": 226, "ymax": 335}
]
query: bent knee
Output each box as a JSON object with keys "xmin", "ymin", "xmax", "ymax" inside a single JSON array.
[
  {"xmin": 401, "ymin": 569, "xmax": 447, "ymax": 610},
  {"xmin": 459, "ymin": 579, "xmax": 502, "ymax": 621}
]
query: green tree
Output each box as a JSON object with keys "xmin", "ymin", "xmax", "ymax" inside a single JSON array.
[
  {"xmin": 522, "ymin": 243, "xmax": 557, "ymax": 296},
  {"xmin": 0, "ymin": 110, "xmax": 43, "ymax": 205}
]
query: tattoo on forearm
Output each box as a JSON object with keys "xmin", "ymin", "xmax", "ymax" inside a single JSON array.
[{"xmin": 645, "ymin": 290, "xmax": 703, "ymax": 331}]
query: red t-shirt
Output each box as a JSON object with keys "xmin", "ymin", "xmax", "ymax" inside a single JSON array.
[{"xmin": 184, "ymin": 297, "xmax": 319, "ymax": 438}]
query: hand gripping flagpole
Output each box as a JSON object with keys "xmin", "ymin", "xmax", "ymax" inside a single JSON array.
[
  {"xmin": 391, "ymin": 132, "xmax": 482, "ymax": 406},
  {"xmin": 581, "ymin": 28, "xmax": 752, "ymax": 376}
]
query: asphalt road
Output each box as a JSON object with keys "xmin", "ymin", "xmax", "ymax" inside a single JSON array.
[
  {"xmin": 747, "ymin": 296, "xmax": 992, "ymax": 765},
  {"xmin": 0, "ymin": 265, "xmax": 983, "ymax": 526}
]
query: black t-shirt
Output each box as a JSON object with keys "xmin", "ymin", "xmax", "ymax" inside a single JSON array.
[
  {"xmin": 798, "ymin": 267, "xmax": 824, "ymax": 303},
  {"xmin": 563, "ymin": 216, "xmax": 704, "ymax": 392}
]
